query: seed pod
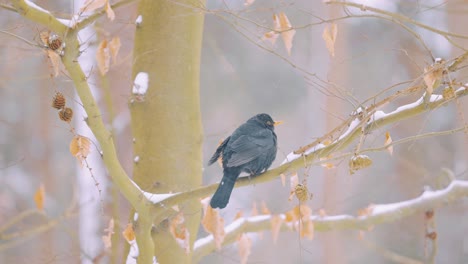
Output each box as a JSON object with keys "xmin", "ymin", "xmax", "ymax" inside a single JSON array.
[
  {"xmin": 442, "ymin": 86, "xmax": 455, "ymax": 100},
  {"xmin": 48, "ymin": 34, "xmax": 62, "ymax": 51},
  {"xmin": 294, "ymin": 184, "xmax": 311, "ymax": 203},
  {"xmin": 349, "ymin": 154, "xmax": 372, "ymax": 174},
  {"xmin": 59, "ymin": 107, "xmax": 73, "ymax": 123},
  {"xmin": 426, "ymin": 232, "xmax": 437, "ymax": 240},
  {"xmin": 425, "ymin": 210, "xmax": 434, "ymax": 220},
  {"xmin": 52, "ymin": 92, "xmax": 66, "ymax": 109}
]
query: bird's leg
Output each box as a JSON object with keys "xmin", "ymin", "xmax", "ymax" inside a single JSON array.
[
  {"xmin": 247, "ymin": 170, "xmax": 253, "ymax": 182},
  {"xmin": 248, "ymin": 169, "xmax": 265, "ymax": 183}
]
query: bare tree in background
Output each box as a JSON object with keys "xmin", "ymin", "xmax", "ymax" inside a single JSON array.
[{"xmin": 0, "ymin": 0, "xmax": 467, "ymax": 263}]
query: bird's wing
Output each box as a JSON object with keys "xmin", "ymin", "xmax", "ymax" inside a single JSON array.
[
  {"xmin": 208, "ymin": 136, "xmax": 230, "ymax": 165},
  {"xmin": 225, "ymin": 129, "xmax": 275, "ymax": 168}
]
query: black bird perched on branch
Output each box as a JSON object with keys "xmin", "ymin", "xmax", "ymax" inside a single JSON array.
[{"xmin": 208, "ymin": 113, "xmax": 280, "ymax": 209}]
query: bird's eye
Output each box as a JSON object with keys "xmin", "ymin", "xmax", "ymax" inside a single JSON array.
[{"xmin": 266, "ymin": 121, "xmax": 272, "ymax": 125}]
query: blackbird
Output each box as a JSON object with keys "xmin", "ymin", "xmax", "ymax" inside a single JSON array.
[{"xmin": 208, "ymin": 113, "xmax": 279, "ymax": 209}]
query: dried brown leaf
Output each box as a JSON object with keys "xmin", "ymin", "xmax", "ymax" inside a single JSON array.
[
  {"xmin": 384, "ymin": 131, "xmax": 393, "ymax": 155},
  {"xmin": 102, "ymin": 218, "xmax": 114, "ymax": 249},
  {"xmin": 423, "ymin": 64, "xmax": 444, "ymax": 93},
  {"xmin": 234, "ymin": 211, "xmax": 243, "ymax": 221},
  {"xmin": 323, "ymin": 23, "xmax": 338, "ymax": 57},
  {"xmin": 34, "ymin": 184, "xmax": 45, "ymax": 211},
  {"xmin": 80, "ymin": 0, "xmax": 114, "ymax": 20},
  {"xmin": 357, "ymin": 205, "xmax": 375, "ymax": 231},
  {"xmin": 250, "ymin": 202, "xmax": 264, "ymax": 239},
  {"xmin": 296, "ymin": 204, "xmax": 312, "ymax": 221},
  {"xmin": 109, "ymin": 37, "xmax": 121, "ymax": 64},
  {"xmin": 237, "ymin": 233, "xmax": 252, "ymax": 264},
  {"xmin": 251, "ymin": 202, "xmax": 258, "ymax": 216},
  {"xmin": 288, "ymin": 173, "xmax": 299, "ymax": 201},
  {"xmin": 169, "ymin": 212, "xmax": 190, "ymax": 253},
  {"xmin": 105, "ymin": 1, "xmax": 115, "ymax": 21},
  {"xmin": 273, "ymin": 14, "xmax": 281, "ymax": 31},
  {"xmin": 284, "ymin": 209, "xmax": 296, "ymax": 224},
  {"xmin": 300, "ymin": 220, "xmax": 314, "ymax": 240},
  {"xmin": 102, "ymin": 234, "xmax": 112, "ymax": 249},
  {"xmin": 288, "ymin": 205, "xmax": 310, "ymax": 222},
  {"xmin": 244, "ymin": 0, "xmax": 255, "ymax": 6},
  {"xmin": 70, "ymin": 135, "xmax": 91, "ymax": 166},
  {"xmin": 357, "ymin": 204, "xmax": 375, "ymax": 217},
  {"xmin": 40, "ymin": 31, "xmax": 50, "ymax": 46},
  {"xmin": 122, "ymin": 223, "xmax": 135, "ymax": 242},
  {"xmin": 358, "ymin": 230, "xmax": 366, "ymax": 240},
  {"xmin": 320, "ymin": 153, "xmax": 335, "ymax": 169},
  {"xmin": 260, "ymin": 201, "xmax": 270, "ymax": 215},
  {"xmin": 263, "ymin": 31, "xmax": 279, "ymax": 45},
  {"xmin": 270, "ymin": 215, "xmax": 283, "ymax": 244},
  {"xmin": 201, "ymin": 198, "xmax": 225, "ymax": 249},
  {"xmin": 96, "ymin": 39, "xmax": 110, "ymax": 76},
  {"xmin": 278, "ymin": 12, "xmax": 295, "ymax": 55},
  {"xmin": 290, "ymin": 173, "xmax": 298, "ymax": 190},
  {"xmin": 80, "ymin": 0, "xmax": 106, "ymax": 13},
  {"xmin": 318, "ymin": 209, "xmax": 327, "ymax": 217},
  {"xmin": 280, "ymin": 173, "xmax": 286, "ymax": 187},
  {"xmin": 284, "ymin": 205, "xmax": 313, "ymax": 233},
  {"xmin": 321, "ymin": 162, "xmax": 335, "ymax": 169},
  {"xmin": 46, "ymin": 50, "xmax": 61, "ymax": 77}
]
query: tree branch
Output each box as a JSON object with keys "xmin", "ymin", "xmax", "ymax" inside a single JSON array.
[
  {"xmin": 10, "ymin": 0, "xmax": 68, "ymax": 33},
  {"xmin": 193, "ymin": 180, "xmax": 468, "ymax": 261},
  {"xmin": 152, "ymin": 85, "xmax": 468, "ymax": 213},
  {"xmin": 60, "ymin": 34, "xmax": 151, "ymax": 214},
  {"xmin": 75, "ymin": 0, "xmax": 138, "ymax": 31},
  {"xmin": 0, "ymin": 3, "xmax": 17, "ymax": 12},
  {"xmin": 0, "ymin": 196, "xmax": 78, "ymax": 252},
  {"xmin": 326, "ymin": 1, "xmax": 468, "ymax": 39}
]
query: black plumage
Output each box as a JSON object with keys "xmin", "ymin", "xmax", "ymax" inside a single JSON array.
[{"xmin": 208, "ymin": 113, "xmax": 279, "ymax": 209}]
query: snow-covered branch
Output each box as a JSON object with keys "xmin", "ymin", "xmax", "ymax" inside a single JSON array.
[
  {"xmin": 283, "ymin": 85, "xmax": 467, "ymax": 164},
  {"xmin": 150, "ymin": 85, "xmax": 468, "ymax": 214},
  {"xmin": 193, "ymin": 180, "xmax": 468, "ymax": 261},
  {"xmin": 8, "ymin": 0, "xmax": 137, "ymax": 34}
]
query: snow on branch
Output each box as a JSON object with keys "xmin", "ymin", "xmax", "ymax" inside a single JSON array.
[
  {"xmin": 148, "ymin": 84, "xmax": 468, "ymax": 221},
  {"xmin": 8, "ymin": 0, "xmax": 137, "ymax": 33},
  {"xmin": 193, "ymin": 180, "xmax": 468, "ymax": 261},
  {"xmin": 282, "ymin": 85, "xmax": 468, "ymax": 165}
]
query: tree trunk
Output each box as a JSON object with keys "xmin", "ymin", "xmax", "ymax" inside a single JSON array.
[{"xmin": 130, "ymin": 0, "xmax": 205, "ymax": 263}]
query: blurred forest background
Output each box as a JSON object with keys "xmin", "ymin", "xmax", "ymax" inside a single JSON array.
[{"xmin": 0, "ymin": 0, "xmax": 467, "ymax": 263}]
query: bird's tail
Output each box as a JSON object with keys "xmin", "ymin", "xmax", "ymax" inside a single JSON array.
[{"xmin": 210, "ymin": 173, "xmax": 237, "ymax": 209}]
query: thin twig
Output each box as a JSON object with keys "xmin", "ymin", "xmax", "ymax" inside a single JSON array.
[{"xmin": 326, "ymin": 1, "xmax": 468, "ymax": 39}]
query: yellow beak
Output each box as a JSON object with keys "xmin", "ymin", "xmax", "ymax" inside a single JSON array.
[{"xmin": 274, "ymin": 120, "xmax": 283, "ymax": 126}]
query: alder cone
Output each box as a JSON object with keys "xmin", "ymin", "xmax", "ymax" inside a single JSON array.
[
  {"xmin": 52, "ymin": 92, "xmax": 66, "ymax": 109},
  {"xmin": 59, "ymin": 107, "xmax": 73, "ymax": 123},
  {"xmin": 48, "ymin": 35, "xmax": 62, "ymax": 51}
]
